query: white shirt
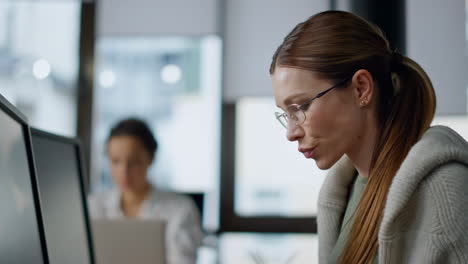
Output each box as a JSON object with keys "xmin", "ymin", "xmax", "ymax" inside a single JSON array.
[{"xmin": 88, "ymin": 187, "xmax": 203, "ymax": 264}]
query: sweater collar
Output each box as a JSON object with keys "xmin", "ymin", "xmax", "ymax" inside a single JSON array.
[
  {"xmin": 319, "ymin": 126, "xmax": 468, "ymax": 237},
  {"xmin": 380, "ymin": 125, "xmax": 468, "ymax": 238}
]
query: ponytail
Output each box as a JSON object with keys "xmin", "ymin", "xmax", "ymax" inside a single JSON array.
[{"xmin": 339, "ymin": 53, "xmax": 436, "ymax": 264}]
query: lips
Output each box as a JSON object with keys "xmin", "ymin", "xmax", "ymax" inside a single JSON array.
[{"xmin": 299, "ymin": 146, "xmax": 316, "ymax": 159}]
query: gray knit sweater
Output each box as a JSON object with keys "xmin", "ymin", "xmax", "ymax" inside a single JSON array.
[{"xmin": 318, "ymin": 126, "xmax": 468, "ymax": 264}]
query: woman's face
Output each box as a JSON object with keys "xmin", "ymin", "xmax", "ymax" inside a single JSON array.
[
  {"xmin": 107, "ymin": 135, "xmax": 153, "ymax": 193},
  {"xmin": 272, "ymin": 66, "xmax": 367, "ymax": 170}
]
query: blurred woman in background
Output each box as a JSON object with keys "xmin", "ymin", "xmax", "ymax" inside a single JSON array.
[{"xmin": 88, "ymin": 118, "xmax": 202, "ymax": 264}]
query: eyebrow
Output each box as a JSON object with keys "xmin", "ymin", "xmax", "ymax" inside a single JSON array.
[{"xmin": 277, "ymin": 92, "xmax": 310, "ymax": 108}]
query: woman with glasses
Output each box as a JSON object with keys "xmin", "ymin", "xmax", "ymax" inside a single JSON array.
[
  {"xmin": 271, "ymin": 11, "xmax": 468, "ymax": 264},
  {"xmin": 88, "ymin": 118, "xmax": 202, "ymax": 264}
]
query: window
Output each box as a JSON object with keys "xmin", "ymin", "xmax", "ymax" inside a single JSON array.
[
  {"xmin": 0, "ymin": 1, "xmax": 80, "ymax": 136},
  {"xmin": 220, "ymin": 101, "xmax": 319, "ymax": 234},
  {"xmin": 235, "ymin": 98, "xmax": 327, "ymax": 217},
  {"xmin": 219, "ymin": 232, "xmax": 318, "ymax": 264},
  {"xmin": 91, "ymin": 36, "xmax": 222, "ymax": 230}
]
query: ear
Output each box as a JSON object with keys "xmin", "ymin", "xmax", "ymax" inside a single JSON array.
[{"xmin": 351, "ymin": 69, "xmax": 374, "ymax": 107}]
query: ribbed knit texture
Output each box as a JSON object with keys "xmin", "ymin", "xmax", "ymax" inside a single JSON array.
[{"xmin": 318, "ymin": 126, "xmax": 468, "ymax": 264}]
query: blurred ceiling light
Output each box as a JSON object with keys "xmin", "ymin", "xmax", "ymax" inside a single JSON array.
[
  {"xmin": 161, "ymin": 64, "xmax": 182, "ymax": 84},
  {"xmin": 99, "ymin": 70, "xmax": 116, "ymax": 88},
  {"xmin": 32, "ymin": 59, "xmax": 51, "ymax": 80}
]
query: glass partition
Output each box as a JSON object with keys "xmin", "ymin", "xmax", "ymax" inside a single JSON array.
[
  {"xmin": 0, "ymin": 1, "xmax": 80, "ymax": 136},
  {"xmin": 235, "ymin": 97, "xmax": 327, "ymax": 217},
  {"xmin": 219, "ymin": 232, "xmax": 318, "ymax": 264},
  {"xmin": 91, "ymin": 36, "xmax": 222, "ymax": 231}
]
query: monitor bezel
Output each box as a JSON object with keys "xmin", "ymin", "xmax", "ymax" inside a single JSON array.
[
  {"xmin": 0, "ymin": 94, "xmax": 50, "ymax": 264},
  {"xmin": 30, "ymin": 127, "xmax": 96, "ymax": 264}
]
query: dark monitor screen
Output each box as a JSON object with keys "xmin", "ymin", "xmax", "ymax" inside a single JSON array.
[
  {"xmin": 0, "ymin": 98, "xmax": 48, "ymax": 263},
  {"xmin": 31, "ymin": 130, "xmax": 94, "ymax": 264}
]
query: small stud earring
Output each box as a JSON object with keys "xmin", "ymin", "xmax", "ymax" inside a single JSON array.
[{"xmin": 360, "ymin": 99, "xmax": 368, "ymax": 106}]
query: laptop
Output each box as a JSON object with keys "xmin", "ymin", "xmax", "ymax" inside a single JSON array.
[{"xmin": 92, "ymin": 219, "xmax": 166, "ymax": 264}]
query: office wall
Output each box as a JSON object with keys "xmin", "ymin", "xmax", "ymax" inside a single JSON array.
[
  {"xmin": 222, "ymin": 0, "xmax": 329, "ymax": 102},
  {"xmin": 97, "ymin": 0, "xmax": 330, "ymax": 101},
  {"xmin": 97, "ymin": 0, "xmax": 219, "ymax": 36},
  {"xmin": 97, "ymin": 0, "xmax": 467, "ymax": 111},
  {"xmin": 335, "ymin": 0, "xmax": 467, "ymax": 115},
  {"xmin": 407, "ymin": 0, "xmax": 468, "ymax": 115}
]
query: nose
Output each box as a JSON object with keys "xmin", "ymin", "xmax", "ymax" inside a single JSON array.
[
  {"xmin": 286, "ymin": 122, "xmax": 304, "ymax": 142},
  {"xmin": 115, "ymin": 163, "xmax": 130, "ymax": 177}
]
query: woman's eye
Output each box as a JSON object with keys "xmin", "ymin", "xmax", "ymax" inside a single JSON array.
[{"xmin": 299, "ymin": 102, "xmax": 311, "ymax": 110}]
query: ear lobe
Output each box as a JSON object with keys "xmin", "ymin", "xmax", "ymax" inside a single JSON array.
[{"xmin": 351, "ymin": 69, "xmax": 374, "ymax": 106}]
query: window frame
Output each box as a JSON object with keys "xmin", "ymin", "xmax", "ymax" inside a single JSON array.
[{"xmin": 219, "ymin": 103, "xmax": 317, "ymax": 233}]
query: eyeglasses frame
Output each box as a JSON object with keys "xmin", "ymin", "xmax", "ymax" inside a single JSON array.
[{"xmin": 275, "ymin": 76, "xmax": 352, "ymax": 129}]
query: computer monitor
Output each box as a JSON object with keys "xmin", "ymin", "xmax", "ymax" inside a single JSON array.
[
  {"xmin": 31, "ymin": 128, "xmax": 95, "ymax": 264},
  {"xmin": 0, "ymin": 94, "xmax": 49, "ymax": 263}
]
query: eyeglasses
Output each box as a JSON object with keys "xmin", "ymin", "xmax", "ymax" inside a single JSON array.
[{"xmin": 275, "ymin": 77, "xmax": 351, "ymax": 129}]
